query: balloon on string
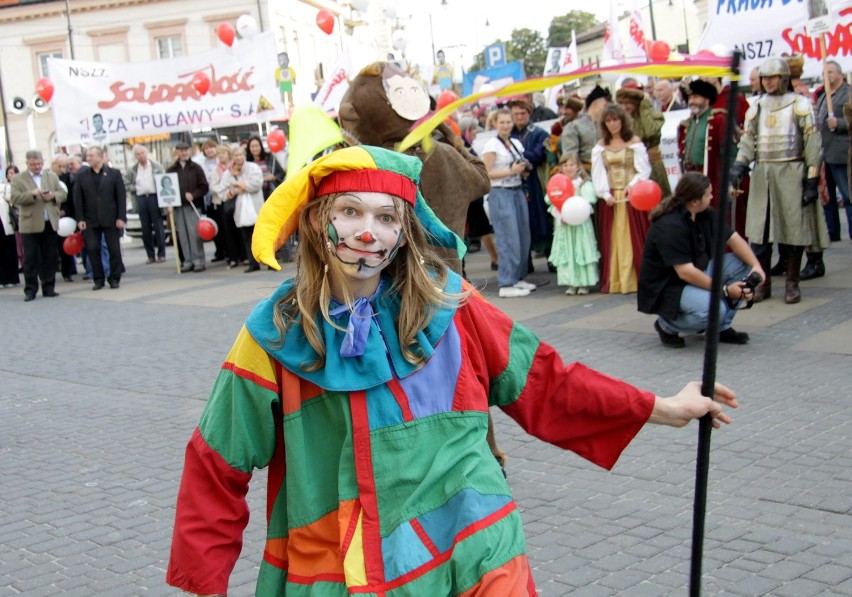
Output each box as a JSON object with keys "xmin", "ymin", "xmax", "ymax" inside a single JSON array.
[
  {"xmin": 599, "ymin": 59, "xmax": 620, "ymax": 84},
  {"xmin": 629, "ymin": 180, "xmax": 662, "ymax": 211},
  {"xmin": 191, "ymin": 72, "xmax": 210, "ymax": 95},
  {"xmin": 391, "ymin": 29, "xmax": 407, "ymax": 51},
  {"xmin": 267, "ymin": 129, "xmax": 287, "ymax": 153},
  {"xmin": 57, "ymin": 217, "xmax": 77, "ymax": 237},
  {"xmin": 197, "ymin": 216, "xmax": 219, "ymax": 241},
  {"xmin": 561, "ymin": 196, "xmax": 593, "ymax": 226},
  {"xmin": 63, "ymin": 232, "xmax": 84, "ymax": 256},
  {"xmin": 351, "ymin": 0, "xmax": 370, "ymax": 11},
  {"xmin": 648, "ymin": 41, "xmax": 671, "ymax": 62},
  {"xmin": 381, "ymin": 0, "xmax": 397, "ymax": 19},
  {"xmin": 317, "ymin": 9, "xmax": 335, "ymax": 35},
  {"xmin": 35, "ymin": 78, "xmax": 54, "ymax": 103},
  {"xmin": 216, "ymin": 22, "xmax": 236, "ymax": 47},
  {"xmin": 236, "ymin": 14, "xmax": 259, "ymax": 40},
  {"xmin": 546, "ymin": 174, "xmax": 575, "ymax": 211},
  {"xmin": 436, "ymin": 90, "xmax": 458, "ymax": 111}
]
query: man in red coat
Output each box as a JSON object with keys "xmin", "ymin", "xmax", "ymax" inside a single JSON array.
[{"xmin": 677, "ymin": 79, "xmax": 748, "ymax": 237}]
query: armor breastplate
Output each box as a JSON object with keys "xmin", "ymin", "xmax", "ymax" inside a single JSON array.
[
  {"xmin": 604, "ymin": 147, "xmax": 635, "ymax": 192},
  {"xmin": 756, "ymin": 95, "xmax": 802, "ymax": 161}
]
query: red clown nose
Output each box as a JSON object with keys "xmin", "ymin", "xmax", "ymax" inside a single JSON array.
[{"xmin": 358, "ymin": 231, "xmax": 374, "ymax": 243}]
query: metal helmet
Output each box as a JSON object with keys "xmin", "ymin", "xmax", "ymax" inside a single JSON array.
[{"xmin": 758, "ymin": 57, "xmax": 790, "ymax": 95}]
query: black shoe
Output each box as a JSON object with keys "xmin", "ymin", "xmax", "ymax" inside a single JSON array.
[
  {"xmin": 244, "ymin": 265, "xmax": 260, "ymax": 273},
  {"xmin": 108, "ymin": 281, "xmax": 120, "ymax": 289},
  {"xmin": 490, "ymin": 262, "xmax": 498, "ymax": 271},
  {"xmin": 467, "ymin": 241, "xmax": 481, "ymax": 253},
  {"xmin": 800, "ymin": 260, "xmax": 825, "ymax": 280},
  {"xmin": 719, "ymin": 328, "xmax": 750, "ymax": 345},
  {"xmin": 769, "ymin": 260, "xmax": 786, "ymax": 276},
  {"xmin": 43, "ymin": 291, "xmax": 60, "ymax": 297},
  {"xmin": 92, "ymin": 282, "xmax": 105, "ymax": 291},
  {"xmin": 63, "ymin": 276, "xmax": 75, "ymax": 282},
  {"xmin": 180, "ymin": 264, "xmax": 195, "ymax": 273},
  {"xmin": 211, "ymin": 256, "xmax": 225, "ymax": 263},
  {"xmin": 24, "ymin": 293, "xmax": 36, "ymax": 302},
  {"xmin": 654, "ymin": 320, "xmax": 685, "ymax": 348}
]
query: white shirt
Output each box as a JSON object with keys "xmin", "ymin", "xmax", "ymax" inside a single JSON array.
[
  {"xmin": 135, "ymin": 161, "xmax": 157, "ymax": 195},
  {"xmin": 483, "ymin": 136, "xmax": 525, "ymax": 188}
]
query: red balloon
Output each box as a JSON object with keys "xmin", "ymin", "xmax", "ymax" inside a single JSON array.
[
  {"xmin": 197, "ymin": 216, "xmax": 219, "ymax": 241},
  {"xmin": 436, "ymin": 90, "xmax": 459, "ymax": 111},
  {"xmin": 217, "ymin": 22, "xmax": 236, "ymax": 47},
  {"xmin": 648, "ymin": 41, "xmax": 671, "ymax": 62},
  {"xmin": 546, "ymin": 174, "xmax": 575, "ymax": 211},
  {"xmin": 63, "ymin": 232, "xmax": 84, "ymax": 256},
  {"xmin": 696, "ymin": 49, "xmax": 715, "ymax": 57},
  {"xmin": 267, "ymin": 129, "xmax": 287, "ymax": 153},
  {"xmin": 35, "ymin": 78, "xmax": 54, "ymax": 103},
  {"xmin": 629, "ymin": 180, "xmax": 662, "ymax": 211},
  {"xmin": 191, "ymin": 72, "xmax": 210, "ymax": 95},
  {"xmin": 317, "ymin": 9, "xmax": 335, "ymax": 35}
]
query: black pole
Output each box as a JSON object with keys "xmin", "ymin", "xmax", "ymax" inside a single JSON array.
[
  {"xmin": 0, "ymin": 69, "xmax": 12, "ymax": 166},
  {"xmin": 648, "ymin": 0, "xmax": 658, "ymax": 40},
  {"xmin": 689, "ymin": 50, "xmax": 742, "ymax": 597}
]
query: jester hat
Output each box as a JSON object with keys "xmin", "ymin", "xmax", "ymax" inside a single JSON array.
[{"xmin": 252, "ymin": 145, "xmax": 466, "ymax": 270}]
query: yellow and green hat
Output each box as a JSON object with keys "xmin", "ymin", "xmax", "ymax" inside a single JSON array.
[{"xmin": 252, "ymin": 145, "xmax": 465, "ymax": 270}]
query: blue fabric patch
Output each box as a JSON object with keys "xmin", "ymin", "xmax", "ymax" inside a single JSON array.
[
  {"xmin": 366, "ymin": 384, "xmax": 405, "ymax": 429},
  {"xmin": 398, "ymin": 321, "xmax": 461, "ymax": 418},
  {"xmin": 416, "ymin": 488, "xmax": 512, "ymax": 553},
  {"xmin": 381, "ymin": 521, "xmax": 433, "ymax": 581},
  {"xmin": 244, "ymin": 272, "xmax": 463, "ymax": 392}
]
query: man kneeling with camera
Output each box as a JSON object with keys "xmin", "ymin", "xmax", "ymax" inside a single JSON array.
[{"xmin": 638, "ymin": 173, "xmax": 765, "ymax": 348}]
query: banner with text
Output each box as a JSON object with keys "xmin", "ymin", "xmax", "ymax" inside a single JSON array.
[
  {"xmin": 699, "ymin": 0, "xmax": 852, "ymax": 79},
  {"xmin": 49, "ymin": 33, "xmax": 286, "ymax": 145}
]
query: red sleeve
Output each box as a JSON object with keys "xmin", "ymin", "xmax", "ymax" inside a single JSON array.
[
  {"xmin": 457, "ymin": 290, "xmax": 655, "ymax": 470},
  {"xmin": 166, "ymin": 428, "xmax": 251, "ymax": 595}
]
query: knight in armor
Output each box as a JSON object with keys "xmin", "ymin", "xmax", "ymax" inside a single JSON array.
[{"xmin": 730, "ymin": 57, "xmax": 821, "ymax": 304}]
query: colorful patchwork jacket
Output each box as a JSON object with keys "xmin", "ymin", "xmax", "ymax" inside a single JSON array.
[{"xmin": 166, "ymin": 271, "xmax": 655, "ymax": 596}]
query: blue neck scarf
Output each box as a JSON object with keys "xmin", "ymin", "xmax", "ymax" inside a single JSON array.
[{"xmin": 328, "ymin": 281, "xmax": 383, "ymax": 358}]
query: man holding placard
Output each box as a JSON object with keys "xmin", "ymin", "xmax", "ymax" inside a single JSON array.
[{"xmin": 125, "ymin": 144, "xmax": 167, "ymax": 264}]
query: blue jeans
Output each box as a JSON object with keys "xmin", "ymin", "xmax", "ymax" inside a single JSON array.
[
  {"xmin": 488, "ymin": 186, "xmax": 530, "ymax": 287},
  {"xmin": 658, "ymin": 254, "xmax": 751, "ymax": 335},
  {"xmin": 824, "ymin": 162, "xmax": 852, "ymax": 241}
]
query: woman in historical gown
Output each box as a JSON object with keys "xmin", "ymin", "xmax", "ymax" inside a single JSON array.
[{"xmin": 591, "ymin": 104, "xmax": 652, "ymax": 294}]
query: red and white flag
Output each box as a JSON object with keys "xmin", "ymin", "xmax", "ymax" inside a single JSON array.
[
  {"xmin": 625, "ymin": 0, "xmax": 649, "ymax": 61},
  {"xmin": 545, "ymin": 31, "xmax": 580, "ymax": 112},
  {"xmin": 602, "ymin": 0, "xmax": 625, "ymax": 63}
]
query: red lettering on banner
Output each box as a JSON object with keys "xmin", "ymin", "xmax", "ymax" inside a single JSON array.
[
  {"xmin": 321, "ymin": 69, "xmax": 347, "ymax": 106},
  {"xmin": 781, "ymin": 7, "xmax": 852, "ymax": 59},
  {"xmin": 630, "ymin": 19, "xmax": 646, "ymax": 48},
  {"xmin": 98, "ymin": 64, "xmax": 255, "ymax": 109}
]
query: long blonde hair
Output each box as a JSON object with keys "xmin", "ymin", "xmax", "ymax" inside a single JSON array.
[{"xmin": 272, "ymin": 193, "xmax": 466, "ymax": 370}]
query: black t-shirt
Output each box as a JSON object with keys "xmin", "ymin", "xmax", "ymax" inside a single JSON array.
[{"xmin": 637, "ymin": 207, "xmax": 733, "ymax": 319}]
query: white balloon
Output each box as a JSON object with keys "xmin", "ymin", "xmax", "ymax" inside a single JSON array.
[
  {"xmin": 382, "ymin": 1, "xmax": 397, "ymax": 19},
  {"xmin": 599, "ymin": 59, "xmax": 620, "ymax": 84},
  {"xmin": 236, "ymin": 14, "xmax": 258, "ymax": 40},
  {"xmin": 57, "ymin": 216, "xmax": 77, "ymax": 237},
  {"xmin": 351, "ymin": 0, "xmax": 370, "ymax": 11},
  {"xmin": 560, "ymin": 196, "xmax": 592, "ymax": 226},
  {"xmin": 391, "ymin": 29, "xmax": 407, "ymax": 51}
]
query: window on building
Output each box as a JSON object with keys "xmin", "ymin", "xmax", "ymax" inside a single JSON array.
[
  {"xmin": 156, "ymin": 35, "xmax": 183, "ymax": 58},
  {"xmin": 37, "ymin": 51, "xmax": 63, "ymax": 78}
]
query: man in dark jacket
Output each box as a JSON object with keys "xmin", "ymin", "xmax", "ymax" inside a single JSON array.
[
  {"xmin": 73, "ymin": 146, "xmax": 126, "ymax": 290},
  {"xmin": 167, "ymin": 141, "xmax": 209, "ymax": 272}
]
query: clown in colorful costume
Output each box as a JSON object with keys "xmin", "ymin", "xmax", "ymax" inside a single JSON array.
[{"xmin": 167, "ymin": 146, "xmax": 736, "ymax": 596}]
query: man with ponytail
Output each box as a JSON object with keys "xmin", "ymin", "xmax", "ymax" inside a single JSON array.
[{"xmin": 638, "ymin": 173, "xmax": 764, "ymax": 348}]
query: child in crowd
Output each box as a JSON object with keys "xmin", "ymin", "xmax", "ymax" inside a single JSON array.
[
  {"xmin": 166, "ymin": 145, "xmax": 736, "ymax": 596},
  {"xmin": 548, "ymin": 153, "xmax": 600, "ymax": 295}
]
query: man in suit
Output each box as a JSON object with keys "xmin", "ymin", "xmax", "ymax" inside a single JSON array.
[
  {"xmin": 73, "ymin": 145, "xmax": 127, "ymax": 290},
  {"xmin": 9, "ymin": 149, "xmax": 67, "ymax": 301}
]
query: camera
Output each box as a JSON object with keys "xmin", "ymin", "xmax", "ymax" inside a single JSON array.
[
  {"xmin": 513, "ymin": 158, "xmax": 532, "ymax": 174},
  {"xmin": 733, "ymin": 271, "xmax": 763, "ymax": 310}
]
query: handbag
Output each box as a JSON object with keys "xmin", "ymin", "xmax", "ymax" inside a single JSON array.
[
  {"xmin": 235, "ymin": 193, "xmax": 258, "ymax": 227},
  {"xmin": 8, "ymin": 205, "xmax": 19, "ymax": 232}
]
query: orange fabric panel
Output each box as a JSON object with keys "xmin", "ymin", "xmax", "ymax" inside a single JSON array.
[
  {"xmin": 280, "ymin": 368, "xmax": 326, "ymax": 415},
  {"xmin": 457, "ymin": 554, "xmax": 537, "ymax": 597},
  {"xmin": 287, "ymin": 509, "xmax": 345, "ymax": 577}
]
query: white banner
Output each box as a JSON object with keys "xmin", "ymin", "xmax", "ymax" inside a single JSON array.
[
  {"xmin": 49, "ymin": 32, "xmax": 286, "ymax": 145},
  {"xmin": 699, "ymin": 0, "xmax": 852, "ymax": 79},
  {"xmin": 545, "ymin": 33, "xmax": 580, "ymax": 112},
  {"xmin": 662, "ymin": 109, "xmax": 688, "ymax": 192},
  {"xmin": 313, "ymin": 56, "xmax": 353, "ymax": 116},
  {"xmin": 602, "ymin": 0, "xmax": 625, "ymax": 63},
  {"xmin": 626, "ymin": 0, "xmax": 649, "ymax": 62}
]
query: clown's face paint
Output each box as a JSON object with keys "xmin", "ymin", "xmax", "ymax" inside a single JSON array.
[{"xmin": 327, "ymin": 191, "xmax": 407, "ymax": 288}]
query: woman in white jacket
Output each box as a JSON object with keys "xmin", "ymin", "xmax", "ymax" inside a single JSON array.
[{"xmin": 218, "ymin": 146, "xmax": 264, "ymax": 272}]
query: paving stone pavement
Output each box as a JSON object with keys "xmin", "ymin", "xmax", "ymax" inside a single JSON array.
[{"xmin": 1, "ymin": 233, "xmax": 851, "ymax": 596}]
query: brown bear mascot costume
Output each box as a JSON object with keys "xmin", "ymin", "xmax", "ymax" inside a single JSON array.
[
  {"xmin": 338, "ymin": 61, "xmax": 505, "ymax": 470},
  {"xmin": 338, "ymin": 61, "xmax": 491, "ymax": 274}
]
